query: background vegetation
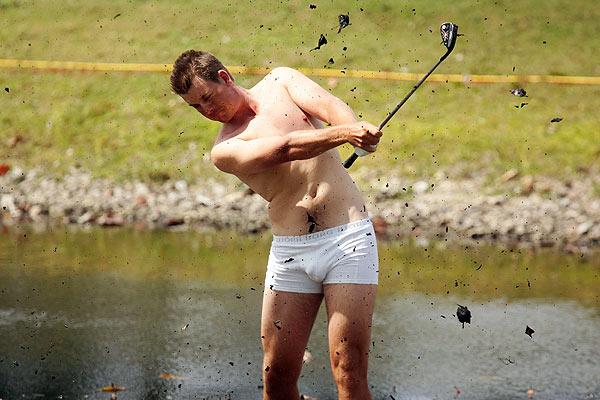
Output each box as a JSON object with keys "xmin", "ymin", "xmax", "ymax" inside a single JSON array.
[{"xmin": 1, "ymin": 0, "xmax": 599, "ymax": 183}]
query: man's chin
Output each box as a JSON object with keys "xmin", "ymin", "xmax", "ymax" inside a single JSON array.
[{"xmin": 215, "ymin": 114, "xmax": 233, "ymax": 123}]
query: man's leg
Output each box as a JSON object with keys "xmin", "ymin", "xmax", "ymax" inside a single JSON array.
[
  {"xmin": 261, "ymin": 287, "xmax": 323, "ymax": 400},
  {"xmin": 324, "ymin": 283, "xmax": 377, "ymax": 400}
]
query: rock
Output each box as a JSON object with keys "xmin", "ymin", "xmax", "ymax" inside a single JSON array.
[
  {"xmin": 576, "ymin": 221, "xmax": 593, "ymax": 236},
  {"xmin": 413, "ymin": 180, "xmax": 429, "ymax": 194},
  {"xmin": 97, "ymin": 213, "xmax": 124, "ymax": 227},
  {"xmin": 302, "ymin": 349, "xmax": 313, "ymax": 364},
  {"xmin": 174, "ymin": 180, "xmax": 188, "ymax": 192},
  {"xmin": 9, "ymin": 167, "xmax": 25, "ymax": 183},
  {"xmin": 135, "ymin": 195, "xmax": 148, "ymax": 207},
  {"xmin": 520, "ymin": 175, "xmax": 535, "ymax": 195},
  {"xmin": 29, "ymin": 205, "xmax": 46, "ymax": 222},
  {"xmin": 195, "ymin": 193, "xmax": 212, "ymax": 206},
  {"xmin": 77, "ymin": 211, "xmax": 96, "ymax": 224},
  {"xmin": 164, "ymin": 217, "xmax": 185, "ymax": 227},
  {"xmin": 0, "ymin": 195, "xmax": 18, "ymax": 215},
  {"xmin": 500, "ymin": 169, "xmax": 519, "ymax": 182}
]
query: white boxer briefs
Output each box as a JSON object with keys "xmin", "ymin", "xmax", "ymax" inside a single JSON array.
[{"xmin": 265, "ymin": 218, "xmax": 379, "ymax": 293}]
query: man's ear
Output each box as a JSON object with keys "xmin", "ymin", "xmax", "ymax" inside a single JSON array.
[{"xmin": 218, "ymin": 69, "xmax": 234, "ymax": 84}]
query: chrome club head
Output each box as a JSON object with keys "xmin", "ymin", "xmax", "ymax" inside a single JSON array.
[{"xmin": 440, "ymin": 22, "xmax": 458, "ymax": 52}]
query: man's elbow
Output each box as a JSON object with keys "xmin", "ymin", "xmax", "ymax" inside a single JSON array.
[
  {"xmin": 211, "ymin": 139, "xmax": 290, "ymax": 175},
  {"xmin": 211, "ymin": 154, "xmax": 235, "ymax": 174}
]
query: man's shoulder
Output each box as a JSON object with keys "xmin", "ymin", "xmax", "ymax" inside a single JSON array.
[
  {"xmin": 266, "ymin": 66, "xmax": 304, "ymax": 83},
  {"xmin": 270, "ymin": 66, "xmax": 296, "ymax": 74}
]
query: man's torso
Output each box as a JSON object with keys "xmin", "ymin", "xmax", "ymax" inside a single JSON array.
[{"xmin": 216, "ymin": 71, "xmax": 368, "ymax": 236}]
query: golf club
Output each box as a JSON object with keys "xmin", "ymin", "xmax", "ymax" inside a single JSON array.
[{"xmin": 343, "ymin": 22, "xmax": 459, "ymax": 168}]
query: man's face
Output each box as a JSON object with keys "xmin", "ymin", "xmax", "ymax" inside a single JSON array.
[{"xmin": 181, "ymin": 72, "xmax": 240, "ymax": 123}]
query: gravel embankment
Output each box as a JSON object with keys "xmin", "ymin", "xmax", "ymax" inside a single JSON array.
[{"xmin": 1, "ymin": 166, "xmax": 599, "ymax": 253}]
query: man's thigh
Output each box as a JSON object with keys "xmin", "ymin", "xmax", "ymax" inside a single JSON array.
[
  {"xmin": 323, "ymin": 284, "xmax": 377, "ymax": 369},
  {"xmin": 261, "ymin": 288, "xmax": 323, "ymax": 371}
]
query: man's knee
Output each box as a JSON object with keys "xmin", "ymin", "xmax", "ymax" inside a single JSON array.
[
  {"xmin": 330, "ymin": 345, "xmax": 369, "ymax": 388},
  {"xmin": 263, "ymin": 353, "xmax": 302, "ymax": 390}
]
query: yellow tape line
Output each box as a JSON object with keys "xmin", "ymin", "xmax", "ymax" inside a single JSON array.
[{"xmin": 1, "ymin": 58, "xmax": 600, "ymax": 85}]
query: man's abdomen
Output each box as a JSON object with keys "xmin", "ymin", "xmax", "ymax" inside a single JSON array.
[{"xmin": 268, "ymin": 155, "xmax": 368, "ymax": 236}]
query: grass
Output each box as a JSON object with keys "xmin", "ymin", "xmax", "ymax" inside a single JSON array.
[{"xmin": 1, "ymin": 0, "xmax": 599, "ymax": 183}]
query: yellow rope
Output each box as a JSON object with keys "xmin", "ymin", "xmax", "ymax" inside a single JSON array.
[{"xmin": 2, "ymin": 58, "xmax": 600, "ymax": 85}]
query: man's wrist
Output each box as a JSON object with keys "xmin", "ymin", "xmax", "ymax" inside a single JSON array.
[{"xmin": 328, "ymin": 125, "xmax": 349, "ymax": 145}]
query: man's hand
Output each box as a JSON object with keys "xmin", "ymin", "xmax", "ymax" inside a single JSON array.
[{"xmin": 343, "ymin": 121, "xmax": 382, "ymax": 153}]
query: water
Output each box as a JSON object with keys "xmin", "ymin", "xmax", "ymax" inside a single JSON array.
[{"xmin": 0, "ymin": 226, "xmax": 598, "ymax": 399}]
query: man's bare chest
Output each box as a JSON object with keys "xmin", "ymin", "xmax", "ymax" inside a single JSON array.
[{"xmin": 243, "ymin": 83, "xmax": 318, "ymax": 139}]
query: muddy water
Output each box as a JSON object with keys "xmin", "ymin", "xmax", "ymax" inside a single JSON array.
[{"xmin": 0, "ymin": 226, "xmax": 598, "ymax": 399}]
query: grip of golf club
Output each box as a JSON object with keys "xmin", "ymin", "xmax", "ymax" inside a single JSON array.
[{"xmin": 343, "ymin": 147, "xmax": 369, "ymax": 168}]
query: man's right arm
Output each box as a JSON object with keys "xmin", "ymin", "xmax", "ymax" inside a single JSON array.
[
  {"xmin": 211, "ymin": 125, "xmax": 346, "ymax": 175},
  {"xmin": 211, "ymin": 122, "xmax": 380, "ymax": 175}
]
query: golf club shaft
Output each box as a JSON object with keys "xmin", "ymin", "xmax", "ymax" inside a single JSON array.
[{"xmin": 343, "ymin": 49, "xmax": 453, "ymax": 169}]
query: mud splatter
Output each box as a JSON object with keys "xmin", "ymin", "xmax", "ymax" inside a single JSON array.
[
  {"xmin": 510, "ymin": 88, "xmax": 527, "ymax": 97},
  {"xmin": 338, "ymin": 13, "xmax": 350, "ymax": 33},
  {"xmin": 456, "ymin": 304, "xmax": 471, "ymax": 328},
  {"xmin": 310, "ymin": 34, "xmax": 327, "ymax": 51},
  {"xmin": 525, "ymin": 325, "xmax": 535, "ymax": 337},
  {"xmin": 307, "ymin": 213, "xmax": 320, "ymax": 233}
]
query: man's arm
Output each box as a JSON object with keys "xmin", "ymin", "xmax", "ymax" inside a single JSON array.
[
  {"xmin": 211, "ymin": 125, "xmax": 350, "ymax": 175},
  {"xmin": 272, "ymin": 67, "xmax": 358, "ymax": 126},
  {"xmin": 211, "ymin": 123, "xmax": 380, "ymax": 176}
]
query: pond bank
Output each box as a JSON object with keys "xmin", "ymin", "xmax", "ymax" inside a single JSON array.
[{"xmin": 1, "ymin": 166, "xmax": 599, "ymax": 253}]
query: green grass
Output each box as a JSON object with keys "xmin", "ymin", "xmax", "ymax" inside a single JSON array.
[{"xmin": 1, "ymin": 0, "xmax": 599, "ymax": 183}]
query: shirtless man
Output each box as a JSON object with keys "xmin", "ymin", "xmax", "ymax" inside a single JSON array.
[{"xmin": 170, "ymin": 50, "xmax": 382, "ymax": 400}]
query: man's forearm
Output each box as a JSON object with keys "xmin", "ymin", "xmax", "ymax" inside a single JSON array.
[{"xmin": 284, "ymin": 125, "xmax": 348, "ymax": 161}]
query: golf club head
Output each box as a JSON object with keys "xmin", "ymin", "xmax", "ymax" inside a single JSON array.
[{"xmin": 440, "ymin": 22, "xmax": 459, "ymax": 52}]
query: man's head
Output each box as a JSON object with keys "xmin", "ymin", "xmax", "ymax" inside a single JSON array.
[{"xmin": 170, "ymin": 50, "xmax": 242, "ymax": 122}]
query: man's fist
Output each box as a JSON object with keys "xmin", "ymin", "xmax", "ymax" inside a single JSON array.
[{"xmin": 344, "ymin": 121, "xmax": 382, "ymax": 153}]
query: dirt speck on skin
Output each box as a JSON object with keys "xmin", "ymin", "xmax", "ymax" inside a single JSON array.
[{"xmin": 307, "ymin": 212, "xmax": 319, "ymax": 233}]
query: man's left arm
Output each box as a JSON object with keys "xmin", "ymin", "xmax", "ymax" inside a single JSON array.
[{"xmin": 274, "ymin": 67, "xmax": 358, "ymax": 126}]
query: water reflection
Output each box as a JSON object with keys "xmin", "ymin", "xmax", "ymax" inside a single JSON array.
[{"xmin": 0, "ymin": 226, "xmax": 598, "ymax": 399}]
